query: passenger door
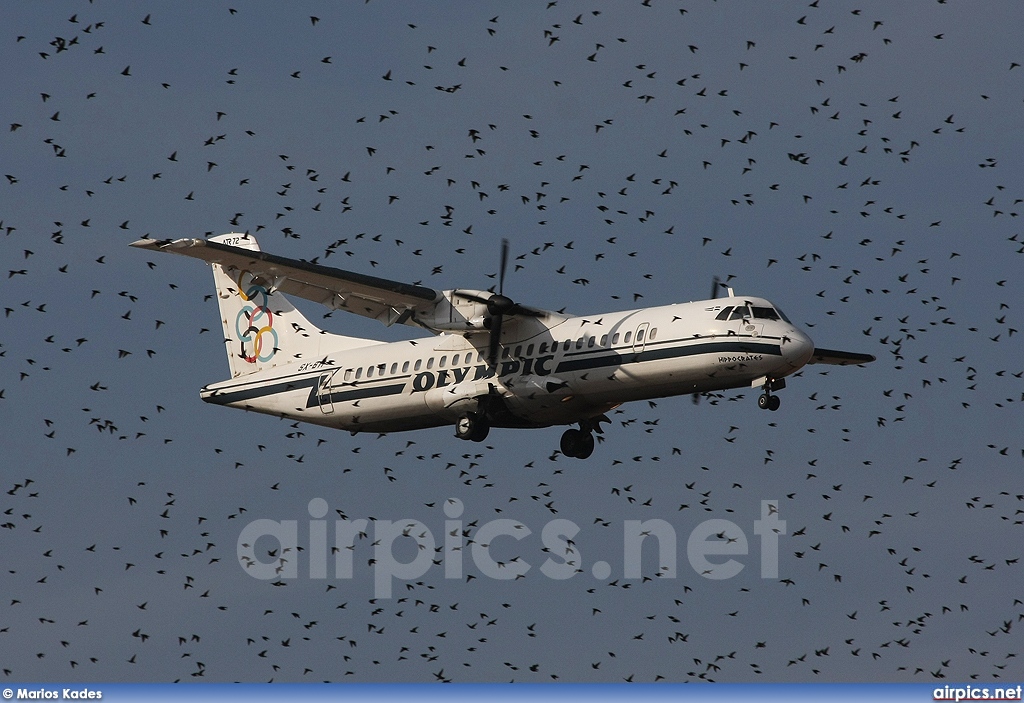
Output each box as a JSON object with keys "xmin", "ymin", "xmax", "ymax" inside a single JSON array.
[
  {"xmin": 632, "ymin": 322, "xmax": 650, "ymax": 354},
  {"xmin": 318, "ymin": 369, "xmax": 338, "ymax": 414}
]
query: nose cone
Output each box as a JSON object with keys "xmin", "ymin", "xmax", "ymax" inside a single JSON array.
[{"xmin": 781, "ymin": 328, "xmax": 814, "ymax": 370}]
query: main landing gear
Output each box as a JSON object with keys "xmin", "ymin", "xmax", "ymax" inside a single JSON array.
[
  {"xmin": 454, "ymin": 412, "xmax": 489, "ymax": 442},
  {"xmin": 560, "ymin": 416, "xmax": 608, "ymax": 459},
  {"xmin": 455, "ymin": 410, "xmax": 606, "ymax": 460},
  {"xmin": 560, "ymin": 427, "xmax": 595, "ymax": 459}
]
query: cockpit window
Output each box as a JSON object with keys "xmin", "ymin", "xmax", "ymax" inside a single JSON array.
[
  {"xmin": 718, "ymin": 304, "xmax": 788, "ymax": 322},
  {"xmin": 752, "ymin": 306, "xmax": 780, "ymax": 321},
  {"xmin": 773, "ymin": 306, "xmax": 792, "ymax": 323}
]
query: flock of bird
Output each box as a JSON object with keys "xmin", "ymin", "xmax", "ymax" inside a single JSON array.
[{"xmin": 2, "ymin": 0, "xmax": 1023, "ymax": 684}]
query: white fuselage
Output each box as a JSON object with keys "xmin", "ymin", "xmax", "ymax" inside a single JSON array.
[{"xmin": 200, "ymin": 295, "xmax": 814, "ymax": 434}]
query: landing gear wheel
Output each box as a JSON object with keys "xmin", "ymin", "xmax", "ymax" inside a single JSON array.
[
  {"xmin": 757, "ymin": 393, "xmax": 770, "ymax": 410},
  {"xmin": 455, "ymin": 413, "xmax": 489, "ymax": 442},
  {"xmin": 560, "ymin": 428, "xmax": 595, "ymax": 459},
  {"xmin": 560, "ymin": 428, "xmax": 581, "ymax": 455},
  {"xmin": 471, "ymin": 422, "xmax": 490, "ymax": 442},
  {"xmin": 454, "ymin": 414, "xmax": 475, "ymax": 440},
  {"xmin": 575, "ymin": 431, "xmax": 595, "ymax": 459},
  {"xmin": 768, "ymin": 395, "xmax": 781, "ymax": 411}
]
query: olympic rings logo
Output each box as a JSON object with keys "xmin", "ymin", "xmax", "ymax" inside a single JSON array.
[{"xmin": 233, "ymin": 271, "xmax": 279, "ymax": 364}]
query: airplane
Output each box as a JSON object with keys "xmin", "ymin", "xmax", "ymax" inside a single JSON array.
[{"xmin": 130, "ymin": 233, "xmax": 874, "ymax": 459}]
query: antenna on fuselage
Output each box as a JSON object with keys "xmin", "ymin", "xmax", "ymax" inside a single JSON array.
[{"xmin": 710, "ymin": 276, "xmax": 736, "ymax": 299}]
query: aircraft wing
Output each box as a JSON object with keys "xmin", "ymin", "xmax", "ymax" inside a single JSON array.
[
  {"xmin": 130, "ymin": 237, "xmax": 442, "ymax": 328},
  {"xmin": 807, "ymin": 347, "xmax": 876, "ymax": 365}
]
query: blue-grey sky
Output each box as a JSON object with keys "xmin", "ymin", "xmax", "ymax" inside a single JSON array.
[{"xmin": 2, "ymin": 0, "xmax": 1023, "ymax": 683}]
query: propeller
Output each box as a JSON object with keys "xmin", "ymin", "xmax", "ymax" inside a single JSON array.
[{"xmin": 455, "ymin": 239, "xmax": 542, "ymax": 366}]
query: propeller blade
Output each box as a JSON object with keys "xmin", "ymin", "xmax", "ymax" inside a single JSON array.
[
  {"xmin": 507, "ymin": 303, "xmax": 545, "ymax": 318},
  {"xmin": 470, "ymin": 239, "xmax": 541, "ymax": 364},
  {"xmin": 498, "ymin": 238, "xmax": 509, "ymax": 295},
  {"xmin": 710, "ymin": 276, "xmax": 721, "ymax": 300},
  {"xmin": 453, "ymin": 290, "xmax": 488, "ymax": 304},
  {"xmin": 487, "ymin": 313, "xmax": 504, "ymax": 366}
]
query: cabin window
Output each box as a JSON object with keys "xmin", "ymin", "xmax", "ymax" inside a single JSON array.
[
  {"xmin": 515, "ymin": 345, "xmax": 523, "ymax": 357},
  {"xmin": 563, "ymin": 340, "xmax": 571, "ymax": 351},
  {"xmin": 378, "ymin": 364, "xmax": 386, "ymax": 374},
  {"xmin": 600, "ymin": 335, "xmax": 608, "ymax": 346},
  {"xmin": 612, "ymin": 333, "xmax": 620, "ymax": 345},
  {"xmin": 624, "ymin": 331, "xmax": 632, "ymax": 344},
  {"xmin": 539, "ymin": 342, "xmax": 548, "ymax": 354},
  {"xmin": 367, "ymin": 365, "xmax": 374, "ymax": 378},
  {"xmin": 575, "ymin": 337, "xmax": 584, "ymax": 349},
  {"xmin": 636, "ymin": 328, "xmax": 645, "ymax": 342},
  {"xmin": 414, "ymin": 359, "xmax": 422, "ymax": 371},
  {"xmin": 587, "ymin": 336, "xmax": 596, "ymax": 348},
  {"xmin": 715, "ymin": 307, "xmax": 734, "ymax": 321},
  {"xmin": 502, "ymin": 347, "xmax": 511, "ymax": 359},
  {"xmin": 355, "ymin": 367, "xmax": 363, "ymax": 380},
  {"xmin": 402, "ymin": 360, "xmax": 409, "ymax": 373},
  {"xmin": 427, "ymin": 357, "xmax": 434, "ymax": 370},
  {"xmin": 390, "ymin": 363, "xmax": 397, "ymax": 374},
  {"xmin": 465, "ymin": 352, "xmax": 474, "ymax": 364},
  {"xmin": 344, "ymin": 369, "xmax": 354, "ymax": 382},
  {"xmin": 526, "ymin": 344, "xmax": 534, "ymax": 356},
  {"xmin": 452, "ymin": 354, "xmax": 460, "ymax": 366},
  {"xmin": 650, "ymin": 328, "xmax": 657, "ymax": 340},
  {"xmin": 439, "ymin": 355, "xmax": 447, "ymax": 368}
]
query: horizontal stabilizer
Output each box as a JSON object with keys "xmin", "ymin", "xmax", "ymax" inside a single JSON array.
[
  {"xmin": 132, "ymin": 234, "xmax": 387, "ymax": 377},
  {"xmin": 131, "ymin": 236, "xmax": 441, "ymax": 327}
]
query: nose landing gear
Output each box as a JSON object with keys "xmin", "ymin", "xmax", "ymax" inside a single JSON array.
[{"xmin": 756, "ymin": 377, "xmax": 785, "ymax": 411}]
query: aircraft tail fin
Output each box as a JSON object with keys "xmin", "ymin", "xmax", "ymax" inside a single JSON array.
[{"xmin": 206, "ymin": 233, "xmax": 378, "ymax": 378}]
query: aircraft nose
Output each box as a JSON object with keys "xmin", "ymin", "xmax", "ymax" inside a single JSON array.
[{"xmin": 781, "ymin": 329, "xmax": 814, "ymax": 370}]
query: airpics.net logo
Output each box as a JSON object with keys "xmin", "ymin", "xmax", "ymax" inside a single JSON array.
[
  {"xmin": 933, "ymin": 685, "xmax": 1023, "ymax": 701},
  {"xmin": 236, "ymin": 499, "xmax": 786, "ymax": 598}
]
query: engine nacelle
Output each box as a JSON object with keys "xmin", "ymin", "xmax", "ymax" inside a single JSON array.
[{"xmin": 412, "ymin": 289, "xmax": 492, "ymax": 332}]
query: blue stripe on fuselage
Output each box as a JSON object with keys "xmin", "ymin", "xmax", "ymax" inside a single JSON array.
[
  {"xmin": 202, "ymin": 373, "xmax": 408, "ymax": 408},
  {"xmin": 202, "ymin": 339, "xmax": 781, "ymax": 407},
  {"xmin": 555, "ymin": 339, "xmax": 781, "ymax": 373}
]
